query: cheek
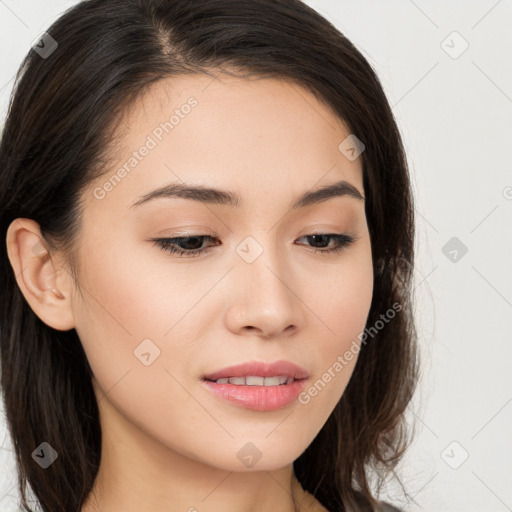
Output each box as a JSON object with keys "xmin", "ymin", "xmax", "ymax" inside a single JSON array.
[
  {"xmin": 71, "ymin": 249, "xmax": 210, "ymax": 454},
  {"xmin": 73, "ymin": 236, "xmax": 205, "ymax": 337},
  {"xmin": 71, "ymin": 240, "xmax": 224, "ymax": 401},
  {"xmin": 302, "ymin": 242, "xmax": 374, "ymax": 347},
  {"xmin": 293, "ymin": 247, "xmax": 373, "ymax": 424}
]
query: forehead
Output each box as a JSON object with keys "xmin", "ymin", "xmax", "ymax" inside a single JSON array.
[{"xmin": 87, "ymin": 72, "xmax": 364, "ymax": 213}]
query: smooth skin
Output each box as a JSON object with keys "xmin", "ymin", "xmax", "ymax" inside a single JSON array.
[{"xmin": 6, "ymin": 72, "xmax": 373, "ymax": 512}]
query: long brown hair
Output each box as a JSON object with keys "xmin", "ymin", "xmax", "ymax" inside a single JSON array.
[{"xmin": 0, "ymin": 1, "xmax": 419, "ymax": 511}]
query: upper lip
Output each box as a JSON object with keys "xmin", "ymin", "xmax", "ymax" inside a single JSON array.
[{"xmin": 203, "ymin": 360, "xmax": 309, "ymax": 381}]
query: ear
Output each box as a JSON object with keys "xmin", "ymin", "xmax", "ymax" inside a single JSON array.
[{"xmin": 5, "ymin": 218, "xmax": 76, "ymax": 331}]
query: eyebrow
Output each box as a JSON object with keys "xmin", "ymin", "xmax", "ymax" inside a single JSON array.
[{"xmin": 130, "ymin": 179, "xmax": 365, "ymax": 210}]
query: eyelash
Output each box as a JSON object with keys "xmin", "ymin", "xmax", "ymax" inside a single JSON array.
[{"xmin": 150, "ymin": 233, "xmax": 357, "ymax": 258}]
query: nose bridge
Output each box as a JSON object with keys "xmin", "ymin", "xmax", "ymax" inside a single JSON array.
[
  {"xmin": 240, "ymin": 233, "xmax": 294, "ymax": 302},
  {"xmin": 225, "ymin": 232, "xmax": 302, "ymax": 336}
]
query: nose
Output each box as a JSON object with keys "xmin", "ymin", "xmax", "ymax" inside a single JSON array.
[{"xmin": 223, "ymin": 243, "xmax": 304, "ymax": 339}]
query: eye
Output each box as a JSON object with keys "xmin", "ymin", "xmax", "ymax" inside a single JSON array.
[
  {"xmin": 149, "ymin": 232, "xmax": 357, "ymax": 258},
  {"xmin": 150, "ymin": 235, "xmax": 220, "ymax": 258},
  {"xmin": 295, "ymin": 233, "xmax": 357, "ymax": 254}
]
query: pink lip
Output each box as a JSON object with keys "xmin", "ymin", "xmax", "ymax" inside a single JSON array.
[
  {"xmin": 201, "ymin": 360, "xmax": 309, "ymax": 412},
  {"xmin": 202, "ymin": 360, "xmax": 309, "ymax": 381}
]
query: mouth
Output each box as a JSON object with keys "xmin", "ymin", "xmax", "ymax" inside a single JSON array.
[
  {"xmin": 201, "ymin": 360, "xmax": 309, "ymax": 411},
  {"xmin": 204, "ymin": 375, "xmax": 297, "ymax": 386},
  {"xmin": 202, "ymin": 359, "xmax": 309, "ymax": 382}
]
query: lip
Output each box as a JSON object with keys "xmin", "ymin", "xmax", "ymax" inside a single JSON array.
[
  {"xmin": 201, "ymin": 360, "xmax": 309, "ymax": 412},
  {"xmin": 202, "ymin": 360, "xmax": 309, "ymax": 381}
]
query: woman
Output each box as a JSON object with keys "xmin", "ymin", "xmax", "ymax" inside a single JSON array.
[{"xmin": 0, "ymin": 1, "xmax": 419, "ymax": 511}]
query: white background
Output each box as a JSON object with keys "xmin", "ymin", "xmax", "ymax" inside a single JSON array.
[{"xmin": 1, "ymin": 1, "xmax": 511, "ymax": 511}]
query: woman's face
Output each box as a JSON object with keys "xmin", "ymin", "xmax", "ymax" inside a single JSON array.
[{"xmin": 70, "ymin": 72, "xmax": 373, "ymax": 472}]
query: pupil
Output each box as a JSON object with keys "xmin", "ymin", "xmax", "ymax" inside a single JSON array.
[
  {"xmin": 182, "ymin": 237, "xmax": 203, "ymax": 250},
  {"xmin": 310, "ymin": 234, "xmax": 328, "ymax": 248}
]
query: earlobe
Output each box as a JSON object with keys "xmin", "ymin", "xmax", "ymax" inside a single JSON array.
[{"xmin": 5, "ymin": 218, "xmax": 76, "ymax": 331}]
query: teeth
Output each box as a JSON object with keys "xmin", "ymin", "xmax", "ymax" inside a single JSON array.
[
  {"xmin": 214, "ymin": 375, "xmax": 293, "ymax": 386},
  {"xmin": 228, "ymin": 376, "xmax": 246, "ymax": 385},
  {"xmin": 246, "ymin": 376, "xmax": 265, "ymax": 385},
  {"xmin": 264, "ymin": 376, "xmax": 286, "ymax": 386}
]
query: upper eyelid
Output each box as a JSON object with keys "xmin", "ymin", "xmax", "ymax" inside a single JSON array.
[
  {"xmin": 157, "ymin": 232, "xmax": 357, "ymax": 248},
  {"xmin": 161, "ymin": 232, "xmax": 351, "ymax": 240}
]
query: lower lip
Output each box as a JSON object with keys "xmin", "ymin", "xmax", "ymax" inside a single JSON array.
[{"xmin": 201, "ymin": 378, "xmax": 308, "ymax": 411}]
